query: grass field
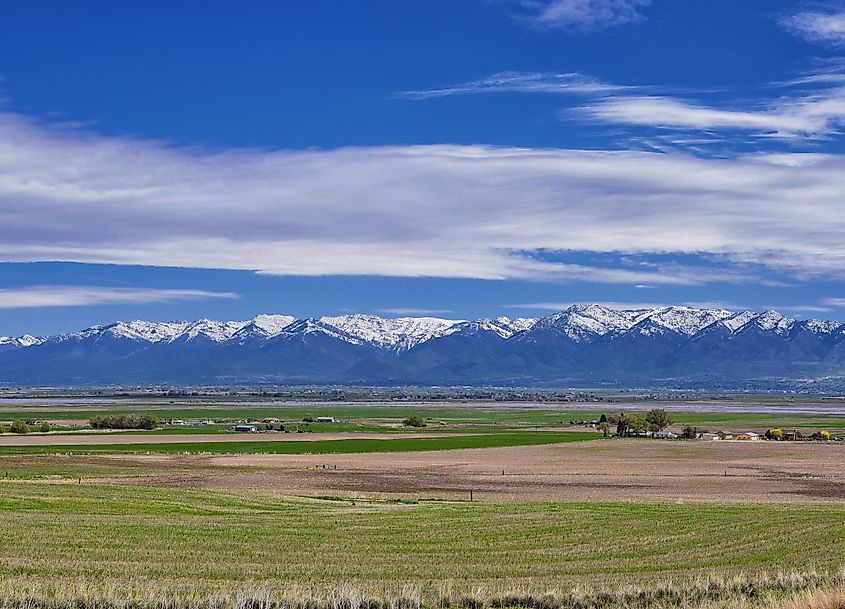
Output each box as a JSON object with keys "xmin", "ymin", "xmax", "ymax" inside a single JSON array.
[
  {"xmin": 0, "ymin": 430, "xmax": 602, "ymax": 456},
  {"xmin": 0, "ymin": 481, "xmax": 842, "ymax": 594},
  {"xmin": 4, "ymin": 400, "xmax": 845, "ymax": 432}
]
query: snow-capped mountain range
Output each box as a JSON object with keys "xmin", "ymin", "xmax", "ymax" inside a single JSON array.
[{"xmin": 2, "ymin": 305, "xmax": 845, "ymax": 386}]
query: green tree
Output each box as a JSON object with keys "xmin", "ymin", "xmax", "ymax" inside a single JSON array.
[
  {"xmin": 613, "ymin": 413, "xmax": 632, "ymax": 436},
  {"xmin": 38, "ymin": 421, "xmax": 51, "ymax": 433},
  {"xmin": 645, "ymin": 408, "xmax": 672, "ymax": 432},
  {"xmin": 402, "ymin": 415, "xmax": 427, "ymax": 428},
  {"xmin": 302, "ymin": 414, "xmax": 316, "ymax": 423},
  {"xmin": 598, "ymin": 422, "xmax": 611, "ymax": 437},
  {"xmin": 681, "ymin": 426, "xmax": 698, "ymax": 439},
  {"xmin": 628, "ymin": 415, "xmax": 648, "ymax": 434},
  {"xmin": 9, "ymin": 419, "xmax": 30, "ymax": 434},
  {"xmin": 598, "ymin": 413, "xmax": 608, "ymax": 424}
]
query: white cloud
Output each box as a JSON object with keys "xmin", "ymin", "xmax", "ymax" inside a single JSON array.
[
  {"xmin": 401, "ymin": 71, "xmax": 621, "ymax": 99},
  {"xmin": 783, "ymin": 10, "xmax": 845, "ymax": 47},
  {"xmin": 0, "ymin": 285, "xmax": 239, "ymax": 309},
  {"xmin": 4, "ymin": 112, "xmax": 845, "ymax": 285},
  {"xmin": 821, "ymin": 297, "xmax": 845, "ymax": 308},
  {"xmin": 579, "ymin": 89, "xmax": 845, "ymax": 140},
  {"xmin": 524, "ymin": 0, "xmax": 651, "ymax": 30}
]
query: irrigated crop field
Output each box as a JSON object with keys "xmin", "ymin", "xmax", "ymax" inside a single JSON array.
[{"xmin": 1, "ymin": 395, "xmax": 844, "ymax": 608}]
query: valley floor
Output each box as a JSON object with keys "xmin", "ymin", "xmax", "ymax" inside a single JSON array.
[{"xmin": 1, "ymin": 398, "xmax": 844, "ymax": 608}]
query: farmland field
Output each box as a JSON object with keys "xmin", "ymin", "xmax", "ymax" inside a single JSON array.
[{"xmin": 1, "ymin": 396, "xmax": 844, "ymax": 608}]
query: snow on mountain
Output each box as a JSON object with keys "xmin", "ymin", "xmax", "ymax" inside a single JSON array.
[
  {"xmin": 715, "ymin": 311, "xmax": 759, "ymax": 333},
  {"xmin": 804, "ymin": 319, "xmax": 842, "ymax": 334},
  {"xmin": 230, "ymin": 314, "xmax": 297, "ymax": 340},
  {"xmin": 278, "ymin": 318, "xmax": 364, "ymax": 344},
  {"xmin": 748, "ymin": 310, "xmax": 795, "ymax": 335},
  {"xmin": 107, "ymin": 320, "xmax": 191, "ymax": 343},
  {"xmin": 0, "ymin": 335, "xmax": 43, "ymax": 348},
  {"xmin": 6, "ymin": 307, "xmax": 844, "ymax": 355},
  {"xmin": 320, "ymin": 314, "xmax": 463, "ymax": 350},
  {"xmin": 636, "ymin": 306, "xmax": 734, "ymax": 336},
  {"xmin": 530, "ymin": 304, "xmax": 637, "ymax": 342},
  {"xmin": 452, "ymin": 316, "xmax": 538, "ymax": 339}
]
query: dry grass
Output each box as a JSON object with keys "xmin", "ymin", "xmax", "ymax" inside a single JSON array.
[{"xmin": 0, "ymin": 570, "xmax": 842, "ymax": 609}]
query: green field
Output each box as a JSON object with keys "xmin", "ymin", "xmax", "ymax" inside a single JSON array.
[
  {"xmin": 0, "ymin": 430, "xmax": 602, "ymax": 456},
  {"xmin": 0, "ymin": 481, "xmax": 841, "ymax": 596},
  {"xmin": 3, "ymin": 400, "xmax": 845, "ymax": 433}
]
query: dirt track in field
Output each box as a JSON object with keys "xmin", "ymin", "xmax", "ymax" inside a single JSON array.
[
  {"xmin": 72, "ymin": 438, "xmax": 845, "ymax": 504},
  {"xmin": 0, "ymin": 431, "xmax": 448, "ymax": 446}
]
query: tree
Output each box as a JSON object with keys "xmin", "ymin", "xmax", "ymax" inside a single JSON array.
[
  {"xmin": 681, "ymin": 426, "xmax": 698, "ymax": 439},
  {"xmin": 302, "ymin": 414, "xmax": 316, "ymax": 423},
  {"xmin": 645, "ymin": 409, "xmax": 672, "ymax": 432},
  {"xmin": 628, "ymin": 415, "xmax": 647, "ymax": 434},
  {"xmin": 614, "ymin": 413, "xmax": 631, "ymax": 436},
  {"xmin": 765, "ymin": 428, "xmax": 783, "ymax": 440},
  {"xmin": 402, "ymin": 415, "xmax": 427, "ymax": 428},
  {"xmin": 39, "ymin": 421, "xmax": 51, "ymax": 433},
  {"xmin": 9, "ymin": 419, "xmax": 30, "ymax": 434},
  {"xmin": 598, "ymin": 422, "xmax": 611, "ymax": 437},
  {"xmin": 598, "ymin": 413, "xmax": 608, "ymax": 424}
]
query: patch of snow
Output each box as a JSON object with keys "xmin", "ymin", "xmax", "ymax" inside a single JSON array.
[
  {"xmin": 752, "ymin": 310, "xmax": 795, "ymax": 335},
  {"xmin": 320, "ymin": 314, "xmax": 463, "ymax": 350}
]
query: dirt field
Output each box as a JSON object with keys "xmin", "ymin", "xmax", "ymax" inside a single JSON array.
[{"xmin": 56, "ymin": 438, "xmax": 845, "ymax": 504}]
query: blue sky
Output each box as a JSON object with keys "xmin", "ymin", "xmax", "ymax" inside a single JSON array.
[{"xmin": 3, "ymin": 0, "xmax": 845, "ymax": 335}]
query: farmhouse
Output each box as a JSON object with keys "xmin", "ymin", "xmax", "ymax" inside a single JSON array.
[
  {"xmin": 736, "ymin": 432, "xmax": 760, "ymax": 441},
  {"xmin": 316, "ymin": 416, "xmax": 335, "ymax": 423},
  {"xmin": 233, "ymin": 424, "xmax": 258, "ymax": 433}
]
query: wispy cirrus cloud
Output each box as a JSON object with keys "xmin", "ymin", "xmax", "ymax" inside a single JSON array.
[
  {"xmin": 783, "ymin": 9, "xmax": 845, "ymax": 47},
  {"xmin": 0, "ymin": 286, "xmax": 239, "ymax": 309},
  {"xmin": 401, "ymin": 71, "xmax": 621, "ymax": 100},
  {"xmin": 521, "ymin": 0, "xmax": 651, "ymax": 30},
  {"xmin": 4, "ymin": 111, "xmax": 845, "ymax": 286},
  {"xmin": 578, "ymin": 87, "xmax": 845, "ymax": 140}
]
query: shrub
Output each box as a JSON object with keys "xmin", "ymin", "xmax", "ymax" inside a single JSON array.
[
  {"xmin": 89, "ymin": 414, "xmax": 158, "ymax": 430},
  {"xmin": 38, "ymin": 421, "xmax": 51, "ymax": 433},
  {"xmin": 0, "ymin": 424, "xmax": 6, "ymax": 434},
  {"xmin": 681, "ymin": 426, "xmax": 698, "ymax": 439},
  {"xmin": 303, "ymin": 414, "xmax": 316, "ymax": 423},
  {"xmin": 9, "ymin": 419, "xmax": 30, "ymax": 434},
  {"xmin": 402, "ymin": 415, "xmax": 427, "ymax": 428}
]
